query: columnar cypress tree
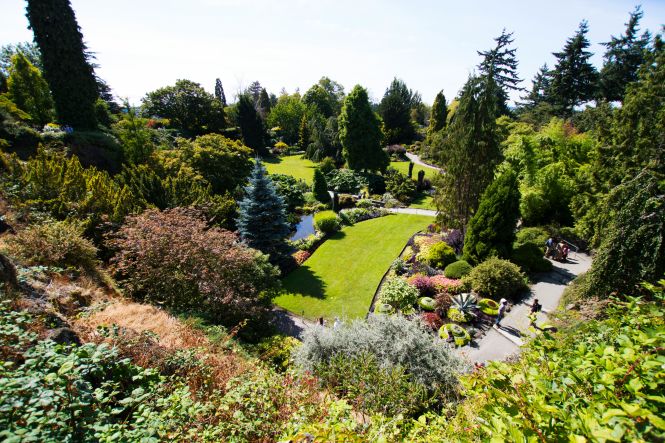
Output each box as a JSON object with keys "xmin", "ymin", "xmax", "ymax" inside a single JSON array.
[
  {"xmin": 237, "ymin": 94, "xmax": 266, "ymax": 154},
  {"xmin": 548, "ymin": 21, "xmax": 599, "ymax": 116},
  {"xmin": 432, "ymin": 75, "xmax": 501, "ymax": 232},
  {"xmin": 312, "ymin": 168, "xmax": 331, "ymax": 203},
  {"xmin": 257, "ymin": 88, "xmax": 271, "ymax": 119},
  {"xmin": 462, "ymin": 168, "xmax": 521, "ymax": 264},
  {"xmin": 26, "ymin": 0, "xmax": 99, "ymax": 129},
  {"xmin": 427, "ymin": 90, "xmax": 448, "ymax": 136},
  {"xmin": 339, "ymin": 85, "xmax": 388, "ymax": 172},
  {"xmin": 6, "ymin": 53, "xmax": 53, "ymax": 125},
  {"xmin": 214, "ymin": 78, "xmax": 227, "ymax": 107},
  {"xmin": 298, "ymin": 115, "xmax": 310, "ymax": 149},
  {"xmin": 236, "ymin": 158, "xmax": 291, "ymax": 261}
]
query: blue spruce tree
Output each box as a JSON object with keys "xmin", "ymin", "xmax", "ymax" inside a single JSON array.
[{"xmin": 237, "ymin": 158, "xmax": 291, "ymax": 263}]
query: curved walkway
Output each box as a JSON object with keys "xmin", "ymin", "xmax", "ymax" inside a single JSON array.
[
  {"xmin": 405, "ymin": 152, "xmax": 442, "ymax": 172},
  {"xmin": 459, "ymin": 253, "xmax": 592, "ymax": 364},
  {"xmin": 387, "ymin": 207, "xmax": 437, "ymax": 216}
]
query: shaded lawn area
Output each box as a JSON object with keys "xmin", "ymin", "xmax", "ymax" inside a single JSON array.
[
  {"xmin": 274, "ymin": 214, "xmax": 434, "ymax": 320},
  {"xmin": 264, "ymin": 155, "xmax": 317, "ymax": 183},
  {"xmin": 410, "ymin": 192, "xmax": 436, "ymax": 210}
]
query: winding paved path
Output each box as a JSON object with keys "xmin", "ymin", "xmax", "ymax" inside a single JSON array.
[
  {"xmin": 459, "ymin": 252, "xmax": 592, "ymax": 364},
  {"xmin": 405, "ymin": 152, "xmax": 442, "ymax": 172},
  {"xmin": 386, "ymin": 207, "xmax": 438, "ymax": 216}
]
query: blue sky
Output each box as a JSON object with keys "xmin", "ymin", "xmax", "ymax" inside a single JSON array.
[{"xmin": 1, "ymin": 0, "xmax": 663, "ymax": 105}]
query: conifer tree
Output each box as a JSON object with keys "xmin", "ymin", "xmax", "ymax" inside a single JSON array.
[
  {"xmin": 26, "ymin": 0, "xmax": 99, "ymax": 129},
  {"xmin": 379, "ymin": 78, "xmax": 416, "ymax": 144},
  {"xmin": 548, "ymin": 21, "xmax": 599, "ymax": 115},
  {"xmin": 257, "ymin": 88, "xmax": 271, "ymax": 119},
  {"xmin": 298, "ymin": 115, "xmax": 310, "ymax": 149},
  {"xmin": 236, "ymin": 158, "xmax": 291, "ymax": 262},
  {"xmin": 427, "ymin": 90, "xmax": 448, "ymax": 136},
  {"xmin": 312, "ymin": 168, "xmax": 331, "ymax": 203},
  {"xmin": 599, "ymin": 6, "xmax": 651, "ymax": 102},
  {"xmin": 477, "ymin": 29, "xmax": 523, "ymax": 116},
  {"xmin": 214, "ymin": 78, "xmax": 227, "ymax": 106},
  {"xmin": 339, "ymin": 85, "xmax": 388, "ymax": 172},
  {"xmin": 520, "ymin": 64, "xmax": 552, "ymax": 110},
  {"xmin": 432, "ymin": 75, "xmax": 501, "ymax": 232},
  {"xmin": 462, "ymin": 168, "xmax": 520, "ymax": 264},
  {"xmin": 237, "ymin": 94, "xmax": 266, "ymax": 154},
  {"xmin": 6, "ymin": 53, "xmax": 53, "ymax": 125}
]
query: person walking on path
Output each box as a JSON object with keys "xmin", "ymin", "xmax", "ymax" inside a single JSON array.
[
  {"xmin": 527, "ymin": 298, "xmax": 543, "ymax": 326},
  {"xmin": 494, "ymin": 299, "xmax": 508, "ymax": 328}
]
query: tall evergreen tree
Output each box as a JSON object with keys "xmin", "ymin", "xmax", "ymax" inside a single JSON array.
[
  {"xmin": 312, "ymin": 168, "xmax": 331, "ymax": 203},
  {"xmin": 599, "ymin": 6, "xmax": 651, "ymax": 102},
  {"xmin": 237, "ymin": 94, "xmax": 266, "ymax": 154},
  {"xmin": 257, "ymin": 88, "xmax": 271, "ymax": 119},
  {"xmin": 379, "ymin": 78, "xmax": 416, "ymax": 144},
  {"xmin": 432, "ymin": 75, "xmax": 501, "ymax": 232},
  {"xmin": 6, "ymin": 53, "xmax": 53, "ymax": 125},
  {"xmin": 477, "ymin": 29, "xmax": 523, "ymax": 116},
  {"xmin": 26, "ymin": 0, "xmax": 99, "ymax": 129},
  {"xmin": 520, "ymin": 64, "xmax": 552, "ymax": 110},
  {"xmin": 339, "ymin": 85, "xmax": 388, "ymax": 172},
  {"xmin": 246, "ymin": 81, "xmax": 263, "ymax": 105},
  {"xmin": 298, "ymin": 114, "xmax": 310, "ymax": 149},
  {"xmin": 214, "ymin": 78, "xmax": 227, "ymax": 106},
  {"xmin": 427, "ymin": 90, "xmax": 448, "ymax": 136},
  {"xmin": 236, "ymin": 158, "xmax": 291, "ymax": 262},
  {"xmin": 462, "ymin": 168, "xmax": 521, "ymax": 264},
  {"xmin": 548, "ymin": 21, "xmax": 599, "ymax": 116}
]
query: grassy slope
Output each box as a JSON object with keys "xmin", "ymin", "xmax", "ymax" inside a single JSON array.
[
  {"xmin": 275, "ymin": 213, "xmax": 434, "ymax": 320},
  {"xmin": 264, "ymin": 155, "xmax": 317, "ymax": 183}
]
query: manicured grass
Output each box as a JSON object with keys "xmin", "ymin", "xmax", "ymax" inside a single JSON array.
[
  {"xmin": 274, "ymin": 214, "xmax": 434, "ymax": 320},
  {"xmin": 410, "ymin": 192, "xmax": 436, "ymax": 210},
  {"xmin": 264, "ymin": 155, "xmax": 317, "ymax": 183},
  {"xmin": 389, "ymin": 160, "xmax": 439, "ymax": 181}
]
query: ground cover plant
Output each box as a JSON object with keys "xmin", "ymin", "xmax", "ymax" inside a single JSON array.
[{"xmin": 274, "ymin": 214, "xmax": 433, "ymax": 319}]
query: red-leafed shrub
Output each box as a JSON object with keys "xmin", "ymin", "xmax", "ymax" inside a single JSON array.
[
  {"xmin": 293, "ymin": 250, "xmax": 311, "ymax": 265},
  {"xmin": 407, "ymin": 274, "xmax": 437, "ymax": 296},
  {"xmin": 108, "ymin": 208, "xmax": 280, "ymax": 337},
  {"xmin": 420, "ymin": 312, "xmax": 443, "ymax": 330},
  {"xmin": 435, "ymin": 292, "xmax": 454, "ymax": 314}
]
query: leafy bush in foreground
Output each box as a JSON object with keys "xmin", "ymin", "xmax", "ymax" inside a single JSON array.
[
  {"xmin": 465, "ymin": 257, "xmax": 527, "ymax": 301},
  {"xmin": 109, "ymin": 208, "xmax": 279, "ymax": 335},
  {"xmin": 0, "ymin": 305, "xmax": 202, "ymax": 442}
]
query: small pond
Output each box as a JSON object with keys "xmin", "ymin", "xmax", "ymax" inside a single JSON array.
[{"xmin": 290, "ymin": 214, "xmax": 316, "ymax": 241}]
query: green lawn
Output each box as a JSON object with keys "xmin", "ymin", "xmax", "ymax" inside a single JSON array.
[
  {"xmin": 389, "ymin": 160, "xmax": 439, "ymax": 181},
  {"xmin": 274, "ymin": 214, "xmax": 434, "ymax": 320},
  {"xmin": 410, "ymin": 192, "xmax": 436, "ymax": 210},
  {"xmin": 264, "ymin": 155, "xmax": 317, "ymax": 183}
]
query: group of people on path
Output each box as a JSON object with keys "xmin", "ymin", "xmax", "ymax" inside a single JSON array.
[{"xmin": 545, "ymin": 237, "xmax": 570, "ymax": 262}]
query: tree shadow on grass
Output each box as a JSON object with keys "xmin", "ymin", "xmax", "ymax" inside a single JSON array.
[
  {"xmin": 410, "ymin": 192, "xmax": 434, "ymax": 208},
  {"xmin": 282, "ymin": 264, "xmax": 327, "ymax": 300}
]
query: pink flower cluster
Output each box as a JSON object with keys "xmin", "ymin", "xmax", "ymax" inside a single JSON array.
[
  {"xmin": 407, "ymin": 274, "xmax": 437, "ymax": 296},
  {"xmin": 430, "ymin": 275, "xmax": 464, "ymax": 294},
  {"xmin": 293, "ymin": 250, "xmax": 311, "ymax": 265}
]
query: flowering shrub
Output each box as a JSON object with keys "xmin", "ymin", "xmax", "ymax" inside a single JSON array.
[
  {"xmin": 293, "ymin": 250, "xmax": 311, "ymax": 265},
  {"xmin": 379, "ymin": 277, "xmax": 419, "ymax": 310},
  {"xmin": 407, "ymin": 274, "xmax": 437, "ymax": 296},
  {"xmin": 422, "ymin": 242, "xmax": 457, "ymax": 269},
  {"xmin": 430, "ymin": 275, "xmax": 465, "ymax": 294},
  {"xmin": 108, "ymin": 208, "xmax": 279, "ymax": 336},
  {"xmin": 420, "ymin": 312, "xmax": 443, "ymax": 330}
]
